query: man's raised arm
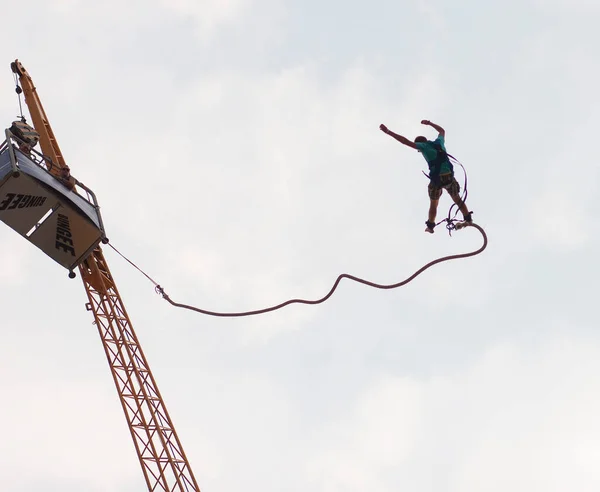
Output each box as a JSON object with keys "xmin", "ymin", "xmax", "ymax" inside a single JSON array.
[
  {"xmin": 379, "ymin": 124, "xmax": 418, "ymax": 149},
  {"xmin": 421, "ymin": 119, "xmax": 445, "ymax": 137}
]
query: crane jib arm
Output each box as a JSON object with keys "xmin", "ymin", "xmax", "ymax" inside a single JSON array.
[{"xmin": 0, "ymin": 140, "xmax": 105, "ymax": 271}]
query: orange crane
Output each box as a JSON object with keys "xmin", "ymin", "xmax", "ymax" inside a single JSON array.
[{"xmin": 3, "ymin": 60, "xmax": 201, "ymax": 491}]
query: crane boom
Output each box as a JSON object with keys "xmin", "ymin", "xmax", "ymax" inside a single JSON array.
[
  {"xmin": 80, "ymin": 249, "xmax": 200, "ymax": 491},
  {"xmin": 11, "ymin": 60, "xmax": 67, "ymax": 177},
  {"xmin": 11, "ymin": 60, "xmax": 201, "ymax": 492}
]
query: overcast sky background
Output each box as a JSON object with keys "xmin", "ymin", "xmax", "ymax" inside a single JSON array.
[{"xmin": 1, "ymin": 1, "xmax": 599, "ymax": 491}]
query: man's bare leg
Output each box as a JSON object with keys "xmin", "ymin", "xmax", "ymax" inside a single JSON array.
[
  {"xmin": 428, "ymin": 199, "xmax": 439, "ymax": 223},
  {"xmin": 425, "ymin": 199, "xmax": 439, "ymax": 233},
  {"xmin": 450, "ymin": 193, "xmax": 471, "ymax": 221}
]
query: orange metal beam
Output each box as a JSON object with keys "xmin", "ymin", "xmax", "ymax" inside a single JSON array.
[
  {"xmin": 79, "ymin": 249, "xmax": 201, "ymax": 491},
  {"xmin": 11, "ymin": 59, "xmax": 66, "ymax": 178}
]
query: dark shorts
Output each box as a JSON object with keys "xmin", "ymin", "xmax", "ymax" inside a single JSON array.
[{"xmin": 428, "ymin": 173, "xmax": 460, "ymax": 200}]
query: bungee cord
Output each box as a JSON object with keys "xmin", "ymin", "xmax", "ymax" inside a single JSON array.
[{"xmin": 108, "ymin": 222, "xmax": 487, "ymax": 318}]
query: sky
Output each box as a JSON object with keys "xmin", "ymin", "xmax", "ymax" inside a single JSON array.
[{"xmin": 0, "ymin": 0, "xmax": 599, "ymax": 491}]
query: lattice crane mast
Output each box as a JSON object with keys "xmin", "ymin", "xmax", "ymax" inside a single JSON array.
[{"xmin": 2, "ymin": 60, "xmax": 201, "ymax": 492}]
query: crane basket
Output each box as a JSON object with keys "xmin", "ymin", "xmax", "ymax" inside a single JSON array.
[{"xmin": 0, "ymin": 128, "xmax": 106, "ymax": 274}]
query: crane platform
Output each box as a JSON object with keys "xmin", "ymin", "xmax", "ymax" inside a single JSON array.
[{"xmin": 0, "ymin": 129, "xmax": 106, "ymax": 275}]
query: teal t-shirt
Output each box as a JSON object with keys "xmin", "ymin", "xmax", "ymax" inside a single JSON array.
[{"xmin": 415, "ymin": 134, "xmax": 452, "ymax": 175}]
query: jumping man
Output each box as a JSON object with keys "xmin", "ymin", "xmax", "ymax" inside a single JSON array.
[{"xmin": 379, "ymin": 119, "xmax": 472, "ymax": 233}]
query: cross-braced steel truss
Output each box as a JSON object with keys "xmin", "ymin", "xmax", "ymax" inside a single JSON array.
[{"xmin": 80, "ymin": 247, "xmax": 200, "ymax": 492}]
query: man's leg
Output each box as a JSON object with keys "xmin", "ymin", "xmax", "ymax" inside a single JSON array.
[
  {"xmin": 447, "ymin": 178, "xmax": 472, "ymax": 222},
  {"xmin": 450, "ymin": 193, "xmax": 470, "ymax": 218},
  {"xmin": 426, "ymin": 183, "xmax": 442, "ymax": 233},
  {"xmin": 428, "ymin": 199, "xmax": 439, "ymax": 223}
]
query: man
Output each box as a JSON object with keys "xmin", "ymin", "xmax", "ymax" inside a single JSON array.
[
  {"xmin": 58, "ymin": 165, "xmax": 76, "ymax": 191},
  {"xmin": 379, "ymin": 119, "xmax": 472, "ymax": 233},
  {"xmin": 10, "ymin": 119, "xmax": 39, "ymax": 155}
]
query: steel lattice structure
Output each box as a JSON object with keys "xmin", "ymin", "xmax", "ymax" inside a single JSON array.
[{"xmin": 80, "ymin": 248, "xmax": 200, "ymax": 491}]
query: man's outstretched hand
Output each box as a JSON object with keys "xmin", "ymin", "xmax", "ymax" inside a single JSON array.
[
  {"xmin": 379, "ymin": 123, "xmax": 389, "ymax": 133},
  {"xmin": 421, "ymin": 119, "xmax": 431, "ymax": 125}
]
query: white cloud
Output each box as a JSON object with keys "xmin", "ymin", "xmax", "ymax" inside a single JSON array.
[
  {"xmin": 529, "ymin": 188, "xmax": 588, "ymax": 248},
  {"xmin": 0, "ymin": 380, "xmax": 139, "ymax": 491},
  {"xmin": 0, "ymin": 233, "xmax": 35, "ymax": 283},
  {"xmin": 531, "ymin": 0, "xmax": 600, "ymax": 11},
  {"xmin": 160, "ymin": 0, "xmax": 250, "ymax": 27},
  {"xmin": 448, "ymin": 339, "xmax": 600, "ymax": 492},
  {"xmin": 292, "ymin": 336, "xmax": 600, "ymax": 492},
  {"xmin": 416, "ymin": 0, "xmax": 447, "ymax": 31},
  {"xmin": 306, "ymin": 376, "xmax": 423, "ymax": 491}
]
